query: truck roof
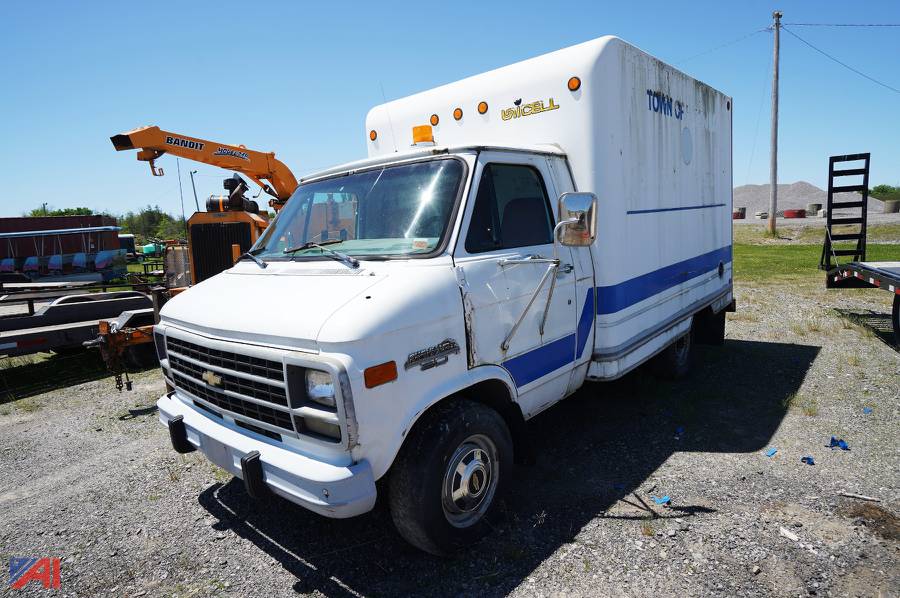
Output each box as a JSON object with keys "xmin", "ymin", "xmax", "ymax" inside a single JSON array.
[{"xmin": 300, "ymin": 143, "xmax": 565, "ymax": 183}]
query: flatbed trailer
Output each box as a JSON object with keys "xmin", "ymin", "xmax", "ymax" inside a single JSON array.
[
  {"xmin": 0, "ymin": 290, "xmax": 152, "ymax": 357},
  {"xmin": 818, "ymin": 153, "xmax": 900, "ymax": 345},
  {"xmin": 828, "ymin": 261, "xmax": 900, "ymax": 344}
]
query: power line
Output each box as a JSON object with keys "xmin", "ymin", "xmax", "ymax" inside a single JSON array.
[
  {"xmin": 783, "ymin": 22, "xmax": 900, "ymax": 27},
  {"xmin": 781, "ymin": 26, "xmax": 900, "ymax": 95},
  {"xmin": 673, "ymin": 28, "xmax": 769, "ymax": 65}
]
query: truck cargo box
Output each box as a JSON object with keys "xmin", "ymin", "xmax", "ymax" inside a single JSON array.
[{"xmin": 367, "ymin": 36, "xmax": 733, "ymax": 375}]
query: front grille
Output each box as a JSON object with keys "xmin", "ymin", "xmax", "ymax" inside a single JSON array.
[
  {"xmin": 193, "ymin": 400, "xmax": 223, "ymax": 419},
  {"xmin": 164, "ymin": 333, "xmax": 345, "ymax": 445},
  {"xmin": 174, "ymin": 370, "xmax": 294, "ymax": 431},
  {"xmin": 168, "ymin": 354, "xmax": 287, "ymax": 406},
  {"xmin": 166, "ymin": 335, "xmax": 292, "ymax": 434},
  {"xmin": 167, "ymin": 337, "xmax": 284, "ymax": 382},
  {"xmin": 236, "ymin": 419, "xmax": 283, "ymax": 441}
]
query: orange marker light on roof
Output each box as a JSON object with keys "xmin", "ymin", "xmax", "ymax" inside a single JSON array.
[
  {"xmin": 477, "ymin": 101, "xmax": 489, "ymax": 114},
  {"xmin": 364, "ymin": 361, "xmax": 397, "ymax": 388},
  {"xmin": 430, "ymin": 114, "xmax": 439, "ymax": 126},
  {"xmin": 369, "ymin": 130, "xmax": 377, "ymax": 141},
  {"xmin": 568, "ymin": 76, "xmax": 581, "ymax": 91},
  {"xmin": 412, "ymin": 125, "xmax": 434, "ymax": 144},
  {"xmin": 453, "ymin": 107, "xmax": 463, "ymax": 120}
]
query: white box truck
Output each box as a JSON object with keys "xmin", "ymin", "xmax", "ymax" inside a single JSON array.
[{"xmin": 154, "ymin": 36, "xmax": 733, "ymax": 555}]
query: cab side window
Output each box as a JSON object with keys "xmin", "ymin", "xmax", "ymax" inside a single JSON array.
[{"xmin": 464, "ymin": 164, "xmax": 554, "ymax": 253}]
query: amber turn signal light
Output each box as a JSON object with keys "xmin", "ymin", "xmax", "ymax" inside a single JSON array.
[
  {"xmin": 430, "ymin": 114, "xmax": 440, "ymax": 126},
  {"xmin": 453, "ymin": 107, "xmax": 463, "ymax": 120},
  {"xmin": 364, "ymin": 361, "xmax": 398, "ymax": 388},
  {"xmin": 477, "ymin": 101, "xmax": 488, "ymax": 114},
  {"xmin": 568, "ymin": 76, "xmax": 581, "ymax": 91},
  {"xmin": 412, "ymin": 125, "xmax": 434, "ymax": 144},
  {"xmin": 369, "ymin": 130, "xmax": 377, "ymax": 141}
]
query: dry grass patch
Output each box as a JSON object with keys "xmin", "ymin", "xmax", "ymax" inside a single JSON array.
[
  {"xmin": 783, "ymin": 392, "xmax": 819, "ymax": 416},
  {"xmin": 728, "ymin": 311, "xmax": 759, "ymax": 323},
  {"xmin": 789, "ymin": 322, "xmax": 807, "ymax": 336},
  {"xmin": 806, "ymin": 317, "xmax": 825, "ymax": 333}
]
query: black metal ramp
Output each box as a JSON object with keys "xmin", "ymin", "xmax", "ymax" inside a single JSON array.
[{"xmin": 820, "ymin": 153, "xmax": 870, "ymax": 276}]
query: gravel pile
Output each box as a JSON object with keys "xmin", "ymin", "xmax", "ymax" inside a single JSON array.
[
  {"xmin": 734, "ymin": 182, "xmax": 885, "ymax": 215},
  {"xmin": 0, "ymin": 279, "xmax": 897, "ymax": 597}
]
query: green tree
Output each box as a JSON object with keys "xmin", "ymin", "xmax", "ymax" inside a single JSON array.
[
  {"xmin": 26, "ymin": 205, "xmax": 94, "ymax": 216},
  {"xmin": 870, "ymin": 184, "xmax": 900, "ymax": 202},
  {"xmin": 118, "ymin": 205, "xmax": 185, "ymax": 243},
  {"xmin": 871, "ymin": 184, "xmax": 897, "ymax": 194}
]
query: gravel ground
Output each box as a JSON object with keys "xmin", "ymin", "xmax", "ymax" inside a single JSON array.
[{"xmin": 1, "ymin": 279, "xmax": 898, "ymax": 597}]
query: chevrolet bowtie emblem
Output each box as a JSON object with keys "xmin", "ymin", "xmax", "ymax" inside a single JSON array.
[{"xmin": 202, "ymin": 370, "xmax": 222, "ymax": 387}]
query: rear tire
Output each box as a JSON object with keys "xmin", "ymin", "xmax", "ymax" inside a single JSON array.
[
  {"xmin": 388, "ymin": 399, "xmax": 513, "ymax": 556},
  {"xmin": 652, "ymin": 330, "xmax": 693, "ymax": 380},
  {"xmin": 694, "ymin": 309, "xmax": 726, "ymax": 346}
]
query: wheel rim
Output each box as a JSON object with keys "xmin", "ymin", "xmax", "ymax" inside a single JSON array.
[{"xmin": 441, "ymin": 434, "xmax": 499, "ymax": 528}]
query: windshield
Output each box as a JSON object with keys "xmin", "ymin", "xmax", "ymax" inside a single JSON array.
[{"xmin": 253, "ymin": 158, "xmax": 464, "ymax": 259}]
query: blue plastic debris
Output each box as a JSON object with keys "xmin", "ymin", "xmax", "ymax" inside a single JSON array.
[
  {"xmin": 862, "ymin": 407, "xmax": 873, "ymax": 414},
  {"xmin": 829, "ymin": 437, "xmax": 850, "ymax": 451},
  {"xmin": 766, "ymin": 448, "xmax": 778, "ymax": 457},
  {"xmin": 675, "ymin": 426, "xmax": 685, "ymax": 436},
  {"xmin": 801, "ymin": 456, "xmax": 815, "ymax": 465},
  {"xmin": 653, "ymin": 496, "xmax": 671, "ymax": 505}
]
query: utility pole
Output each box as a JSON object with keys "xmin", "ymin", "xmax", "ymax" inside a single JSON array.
[
  {"xmin": 767, "ymin": 10, "xmax": 782, "ymax": 236},
  {"xmin": 189, "ymin": 169, "xmax": 200, "ymax": 212}
]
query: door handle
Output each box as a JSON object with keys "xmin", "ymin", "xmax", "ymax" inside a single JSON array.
[
  {"xmin": 498, "ymin": 254, "xmax": 558, "ymax": 267},
  {"xmin": 559, "ymin": 263, "xmax": 574, "ymax": 274}
]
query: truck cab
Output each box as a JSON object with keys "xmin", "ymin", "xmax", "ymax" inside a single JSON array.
[
  {"xmin": 155, "ymin": 36, "xmax": 733, "ymax": 555},
  {"xmin": 156, "ymin": 145, "xmax": 599, "ymax": 552}
]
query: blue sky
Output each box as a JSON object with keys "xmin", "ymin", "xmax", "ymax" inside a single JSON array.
[{"xmin": 1, "ymin": 0, "xmax": 898, "ymax": 218}]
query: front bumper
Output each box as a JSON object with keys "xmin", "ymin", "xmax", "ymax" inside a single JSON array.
[{"xmin": 158, "ymin": 393, "xmax": 376, "ymax": 518}]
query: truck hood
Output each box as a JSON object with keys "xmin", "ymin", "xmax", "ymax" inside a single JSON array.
[{"xmin": 158, "ymin": 264, "xmax": 384, "ymax": 351}]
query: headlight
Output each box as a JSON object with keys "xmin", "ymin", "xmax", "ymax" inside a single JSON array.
[{"xmin": 305, "ymin": 370, "xmax": 335, "ymax": 407}]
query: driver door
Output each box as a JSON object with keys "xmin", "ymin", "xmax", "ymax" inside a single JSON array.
[{"xmin": 455, "ymin": 152, "xmax": 578, "ymax": 418}]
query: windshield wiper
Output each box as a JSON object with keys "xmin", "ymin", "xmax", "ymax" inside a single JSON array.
[
  {"xmin": 237, "ymin": 250, "xmax": 267, "ymax": 269},
  {"xmin": 283, "ymin": 240, "xmax": 359, "ymax": 269}
]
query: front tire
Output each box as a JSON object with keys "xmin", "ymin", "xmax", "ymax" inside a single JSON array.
[{"xmin": 388, "ymin": 399, "xmax": 513, "ymax": 556}]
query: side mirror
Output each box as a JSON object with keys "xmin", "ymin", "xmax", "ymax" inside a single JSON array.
[{"xmin": 556, "ymin": 192, "xmax": 597, "ymax": 246}]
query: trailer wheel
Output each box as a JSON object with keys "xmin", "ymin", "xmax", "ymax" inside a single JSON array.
[
  {"xmin": 892, "ymin": 294, "xmax": 900, "ymax": 347},
  {"xmin": 653, "ymin": 330, "xmax": 692, "ymax": 380},
  {"xmin": 388, "ymin": 399, "xmax": 513, "ymax": 556}
]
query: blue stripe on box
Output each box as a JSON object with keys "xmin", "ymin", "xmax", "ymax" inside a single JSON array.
[
  {"xmin": 595, "ymin": 246, "xmax": 731, "ymax": 315},
  {"xmin": 627, "ymin": 203, "xmax": 726, "ymax": 215}
]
